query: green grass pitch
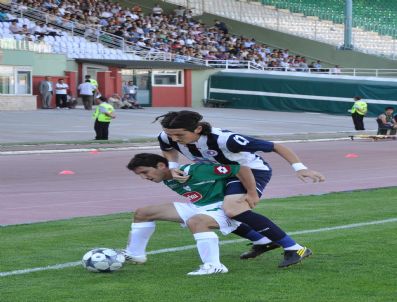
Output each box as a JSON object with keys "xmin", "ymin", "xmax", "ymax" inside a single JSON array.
[{"xmin": 1, "ymin": 188, "xmax": 397, "ymax": 302}]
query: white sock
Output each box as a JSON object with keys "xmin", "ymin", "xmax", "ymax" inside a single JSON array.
[
  {"xmin": 126, "ymin": 221, "xmax": 156, "ymax": 256},
  {"xmin": 253, "ymin": 237, "xmax": 272, "ymax": 245},
  {"xmin": 193, "ymin": 232, "xmax": 221, "ymax": 267},
  {"xmin": 284, "ymin": 243, "xmax": 304, "ymax": 251}
]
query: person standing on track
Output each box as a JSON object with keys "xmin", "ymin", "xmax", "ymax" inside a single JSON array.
[
  {"xmin": 350, "ymin": 96, "xmax": 367, "ymax": 131},
  {"xmin": 154, "ymin": 110, "xmax": 325, "ymax": 267},
  {"xmin": 92, "ymin": 96, "xmax": 115, "ymax": 140}
]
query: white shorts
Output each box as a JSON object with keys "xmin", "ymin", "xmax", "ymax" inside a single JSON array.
[{"xmin": 173, "ymin": 201, "xmax": 241, "ymax": 235}]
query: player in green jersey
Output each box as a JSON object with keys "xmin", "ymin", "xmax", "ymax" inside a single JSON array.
[{"xmin": 123, "ymin": 152, "xmax": 257, "ymax": 276}]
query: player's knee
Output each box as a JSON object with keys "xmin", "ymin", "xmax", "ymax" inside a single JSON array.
[
  {"xmin": 133, "ymin": 207, "xmax": 150, "ymax": 222},
  {"xmin": 187, "ymin": 216, "xmax": 209, "ymax": 232},
  {"xmin": 222, "ymin": 204, "xmax": 240, "ymax": 218}
]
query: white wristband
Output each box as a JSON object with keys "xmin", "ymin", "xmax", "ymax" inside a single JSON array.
[
  {"xmin": 168, "ymin": 161, "xmax": 180, "ymax": 169},
  {"xmin": 292, "ymin": 162, "xmax": 308, "ymax": 172}
]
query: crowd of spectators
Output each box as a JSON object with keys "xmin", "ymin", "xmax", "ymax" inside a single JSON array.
[{"xmin": 8, "ymin": 0, "xmax": 338, "ymax": 71}]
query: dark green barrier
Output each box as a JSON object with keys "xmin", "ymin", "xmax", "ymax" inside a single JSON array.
[{"xmin": 208, "ymin": 71, "xmax": 397, "ymax": 117}]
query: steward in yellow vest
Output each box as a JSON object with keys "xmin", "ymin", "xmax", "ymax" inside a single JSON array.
[
  {"xmin": 350, "ymin": 96, "xmax": 367, "ymax": 131},
  {"xmin": 93, "ymin": 96, "xmax": 116, "ymax": 140}
]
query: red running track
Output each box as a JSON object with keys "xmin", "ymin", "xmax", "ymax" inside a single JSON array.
[{"xmin": 1, "ymin": 140, "xmax": 396, "ymax": 226}]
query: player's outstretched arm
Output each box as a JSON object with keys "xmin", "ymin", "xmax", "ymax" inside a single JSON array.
[{"xmin": 273, "ymin": 143, "xmax": 325, "ymax": 183}]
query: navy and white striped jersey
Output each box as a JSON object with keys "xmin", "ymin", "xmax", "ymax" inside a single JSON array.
[{"xmin": 158, "ymin": 128, "xmax": 273, "ymax": 171}]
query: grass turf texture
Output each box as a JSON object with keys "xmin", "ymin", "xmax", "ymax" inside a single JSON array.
[{"xmin": 1, "ymin": 188, "xmax": 396, "ymax": 302}]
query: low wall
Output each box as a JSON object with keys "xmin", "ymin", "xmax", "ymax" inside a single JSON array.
[{"xmin": 0, "ymin": 95, "xmax": 37, "ymax": 110}]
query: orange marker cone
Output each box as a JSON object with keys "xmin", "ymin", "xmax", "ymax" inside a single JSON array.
[
  {"xmin": 345, "ymin": 153, "xmax": 359, "ymax": 158},
  {"xmin": 58, "ymin": 170, "xmax": 75, "ymax": 175}
]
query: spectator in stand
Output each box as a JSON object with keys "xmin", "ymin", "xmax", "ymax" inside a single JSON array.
[
  {"xmin": 32, "ymin": 22, "xmax": 47, "ymax": 37},
  {"xmin": 174, "ymin": 6, "xmax": 185, "ymax": 17},
  {"xmin": 132, "ymin": 4, "xmax": 143, "ymax": 14},
  {"xmin": 184, "ymin": 9, "xmax": 193, "ymax": 20},
  {"xmin": 313, "ymin": 60, "xmax": 322, "ymax": 72},
  {"xmin": 9, "ymin": 20, "xmax": 22, "ymax": 34},
  {"xmin": 152, "ymin": 4, "xmax": 163, "ymax": 17},
  {"xmin": 214, "ymin": 20, "xmax": 228, "ymax": 34},
  {"xmin": 0, "ymin": 11, "xmax": 17, "ymax": 22},
  {"xmin": 21, "ymin": 24, "xmax": 30, "ymax": 35},
  {"xmin": 299, "ymin": 59, "xmax": 309, "ymax": 72},
  {"xmin": 55, "ymin": 78, "xmax": 69, "ymax": 109},
  {"xmin": 330, "ymin": 65, "xmax": 341, "ymax": 75}
]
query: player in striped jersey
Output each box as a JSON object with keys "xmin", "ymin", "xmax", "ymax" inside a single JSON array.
[{"xmin": 155, "ymin": 110, "xmax": 325, "ymax": 267}]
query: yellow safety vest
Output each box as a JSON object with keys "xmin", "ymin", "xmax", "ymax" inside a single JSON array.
[
  {"xmin": 351, "ymin": 101, "xmax": 367, "ymax": 115},
  {"xmin": 89, "ymin": 79, "xmax": 98, "ymax": 88},
  {"xmin": 93, "ymin": 103, "xmax": 114, "ymax": 122}
]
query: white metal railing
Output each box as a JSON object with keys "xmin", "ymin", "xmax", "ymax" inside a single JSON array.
[
  {"xmin": 207, "ymin": 61, "xmax": 397, "ymax": 77},
  {"xmin": 162, "ymin": 0, "xmax": 397, "ymax": 60}
]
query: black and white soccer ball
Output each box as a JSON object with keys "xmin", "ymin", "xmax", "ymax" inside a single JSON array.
[{"xmin": 82, "ymin": 248, "xmax": 125, "ymax": 273}]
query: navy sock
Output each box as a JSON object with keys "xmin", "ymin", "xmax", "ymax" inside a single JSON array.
[
  {"xmin": 276, "ymin": 235, "xmax": 296, "ymax": 249},
  {"xmin": 232, "ymin": 223, "xmax": 263, "ymax": 241},
  {"xmin": 232, "ymin": 210, "xmax": 286, "ymax": 242}
]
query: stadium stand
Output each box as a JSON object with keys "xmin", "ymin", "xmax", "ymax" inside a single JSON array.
[
  {"xmin": 163, "ymin": 0, "xmax": 397, "ymax": 60},
  {"xmin": 1, "ymin": 0, "xmax": 395, "ymax": 70},
  {"xmin": 261, "ymin": 0, "xmax": 397, "ymax": 36},
  {"xmin": 0, "ymin": 1, "xmax": 324, "ymax": 72}
]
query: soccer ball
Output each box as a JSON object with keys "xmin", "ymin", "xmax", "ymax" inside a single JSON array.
[{"xmin": 82, "ymin": 248, "xmax": 125, "ymax": 273}]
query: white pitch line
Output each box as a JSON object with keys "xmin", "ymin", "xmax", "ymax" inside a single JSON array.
[
  {"xmin": 1, "ymin": 217, "xmax": 396, "ymax": 278},
  {"xmin": 0, "ymin": 146, "xmax": 159, "ymax": 156},
  {"xmin": 0, "ymin": 136, "xmax": 357, "ymax": 156}
]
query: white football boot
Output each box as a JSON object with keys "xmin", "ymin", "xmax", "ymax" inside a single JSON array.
[
  {"xmin": 121, "ymin": 250, "xmax": 147, "ymax": 264},
  {"xmin": 187, "ymin": 263, "xmax": 228, "ymax": 276}
]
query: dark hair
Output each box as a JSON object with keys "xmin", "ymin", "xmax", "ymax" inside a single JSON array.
[
  {"xmin": 153, "ymin": 110, "xmax": 212, "ymax": 135},
  {"xmin": 127, "ymin": 153, "xmax": 168, "ymax": 171},
  {"xmin": 354, "ymin": 96, "xmax": 361, "ymax": 101},
  {"xmin": 385, "ymin": 106, "xmax": 394, "ymax": 111}
]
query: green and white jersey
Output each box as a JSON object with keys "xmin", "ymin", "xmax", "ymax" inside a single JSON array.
[{"xmin": 163, "ymin": 164, "xmax": 240, "ymax": 207}]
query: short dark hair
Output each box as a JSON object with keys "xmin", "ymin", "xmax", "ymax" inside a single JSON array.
[
  {"xmin": 385, "ymin": 106, "xmax": 394, "ymax": 111},
  {"xmin": 354, "ymin": 96, "xmax": 361, "ymax": 101},
  {"xmin": 153, "ymin": 110, "xmax": 212, "ymax": 135},
  {"xmin": 127, "ymin": 153, "xmax": 168, "ymax": 171}
]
